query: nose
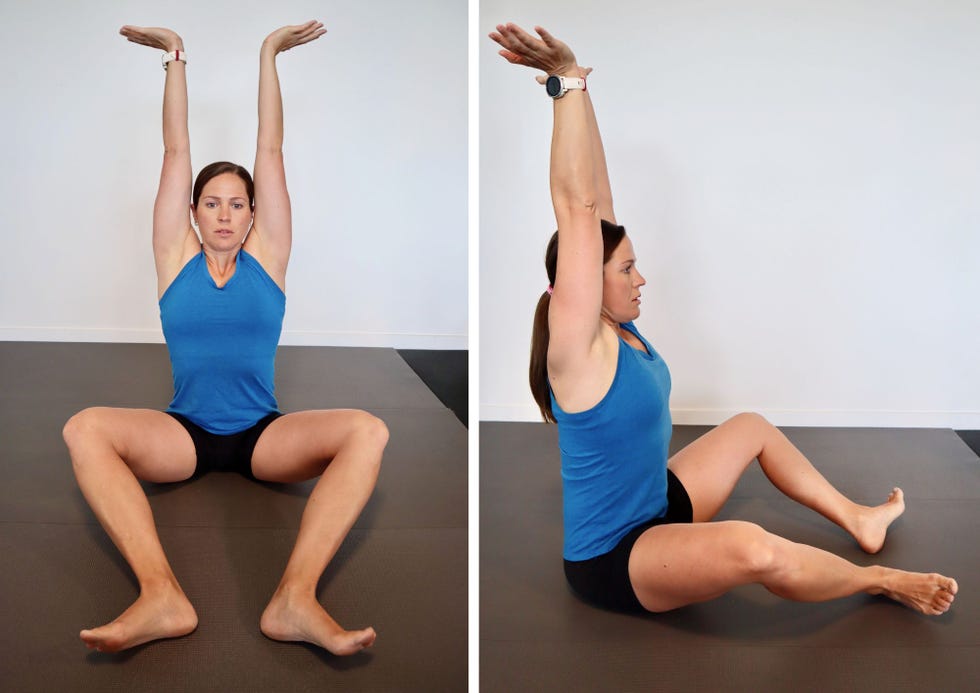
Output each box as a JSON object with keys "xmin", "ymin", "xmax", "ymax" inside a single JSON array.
[
  {"xmin": 218, "ymin": 203, "xmax": 231, "ymax": 221},
  {"xmin": 635, "ymin": 268, "xmax": 646, "ymax": 287}
]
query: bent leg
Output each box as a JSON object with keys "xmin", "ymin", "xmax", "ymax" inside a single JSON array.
[
  {"xmin": 629, "ymin": 521, "xmax": 957, "ymax": 615},
  {"xmin": 668, "ymin": 412, "xmax": 904, "ymax": 552},
  {"xmin": 251, "ymin": 409, "xmax": 388, "ymax": 656},
  {"xmin": 62, "ymin": 407, "xmax": 199, "ymax": 652}
]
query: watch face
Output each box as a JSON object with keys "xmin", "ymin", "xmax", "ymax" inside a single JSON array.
[{"xmin": 545, "ymin": 75, "xmax": 562, "ymax": 98}]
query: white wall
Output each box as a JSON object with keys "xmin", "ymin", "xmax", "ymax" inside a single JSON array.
[
  {"xmin": 0, "ymin": 0, "xmax": 467, "ymax": 349},
  {"xmin": 481, "ymin": 0, "xmax": 980, "ymax": 427}
]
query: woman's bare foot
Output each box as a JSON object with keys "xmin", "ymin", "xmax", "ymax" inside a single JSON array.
[
  {"xmin": 260, "ymin": 586, "xmax": 376, "ymax": 656},
  {"xmin": 870, "ymin": 568, "xmax": 957, "ymax": 615},
  {"xmin": 852, "ymin": 488, "xmax": 905, "ymax": 554},
  {"xmin": 80, "ymin": 583, "xmax": 197, "ymax": 653}
]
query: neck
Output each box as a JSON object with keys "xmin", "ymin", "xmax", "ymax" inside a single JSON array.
[
  {"xmin": 599, "ymin": 312, "xmax": 621, "ymax": 332},
  {"xmin": 203, "ymin": 246, "xmax": 240, "ymax": 276}
]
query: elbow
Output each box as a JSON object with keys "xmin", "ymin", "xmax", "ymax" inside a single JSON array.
[
  {"xmin": 255, "ymin": 143, "xmax": 284, "ymax": 157},
  {"xmin": 162, "ymin": 143, "xmax": 190, "ymax": 157},
  {"xmin": 554, "ymin": 192, "xmax": 600, "ymax": 220}
]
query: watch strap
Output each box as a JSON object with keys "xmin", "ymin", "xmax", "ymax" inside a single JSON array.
[{"xmin": 162, "ymin": 50, "xmax": 186, "ymax": 71}]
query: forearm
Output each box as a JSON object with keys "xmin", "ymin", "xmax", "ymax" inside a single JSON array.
[
  {"xmin": 161, "ymin": 37, "xmax": 189, "ymax": 153},
  {"xmin": 550, "ymin": 75, "xmax": 599, "ymax": 219},
  {"xmin": 583, "ymin": 90, "xmax": 615, "ymax": 223},
  {"xmin": 257, "ymin": 44, "xmax": 284, "ymax": 152}
]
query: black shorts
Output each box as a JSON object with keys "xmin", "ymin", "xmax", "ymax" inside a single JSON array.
[
  {"xmin": 166, "ymin": 412, "xmax": 282, "ymax": 481},
  {"xmin": 563, "ymin": 469, "xmax": 694, "ymax": 613}
]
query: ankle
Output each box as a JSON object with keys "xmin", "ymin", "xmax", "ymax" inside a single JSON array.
[
  {"xmin": 138, "ymin": 573, "xmax": 183, "ymax": 596},
  {"xmin": 273, "ymin": 579, "xmax": 317, "ymax": 601},
  {"xmin": 865, "ymin": 565, "xmax": 890, "ymax": 596}
]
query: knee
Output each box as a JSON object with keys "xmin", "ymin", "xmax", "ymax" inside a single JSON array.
[
  {"xmin": 351, "ymin": 411, "xmax": 389, "ymax": 455},
  {"xmin": 62, "ymin": 407, "xmax": 109, "ymax": 451},
  {"xmin": 727, "ymin": 521, "xmax": 784, "ymax": 578},
  {"xmin": 732, "ymin": 411, "xmax": 770, "ymax": 431}
]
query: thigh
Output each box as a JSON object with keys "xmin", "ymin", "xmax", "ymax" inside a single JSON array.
[
  {"xmin": 628, "ymin": 520, "xmax": 773, "ymax": 612},
  {"xmin": 250, "ymin": 409, "xmax": 384, "ymax": 483},
  {"xmin": 66, "ymin": 407, "xmax": 197, "ymax": 483},
  {"xmin": 667, "ymin": 412, "xmax": 768, "ymax": 522}
]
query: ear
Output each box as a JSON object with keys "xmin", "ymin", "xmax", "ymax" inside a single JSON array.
[{"xmin": 189, "ymin": 203, "xmax": 198, "ymax": 227}]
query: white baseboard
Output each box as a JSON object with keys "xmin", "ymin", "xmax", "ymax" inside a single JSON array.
[
  {"xmin": 0, "ymin": 327, "xmax": 467, "ymax": 350},
  {"xmin": 0, "ymin": 327, "xmax": 166, "ymax": 343},
  {"xmin": 279, "ymin": 330, "xmax": 467, "ymax": 350},
  {"xmin": 480, "ymin": 404, "xmax": 980, "ymax": 429}
]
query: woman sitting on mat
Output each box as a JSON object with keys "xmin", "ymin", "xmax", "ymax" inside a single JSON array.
[
  {"xmin": 490, "ymin": 22, "xmax": 957, "ymax": 616},
  {"xmin": 62, "ymin": 21, "xmax": 386, "ymax": 655}
]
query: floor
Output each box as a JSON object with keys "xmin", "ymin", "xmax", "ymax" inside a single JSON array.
[
  {"xmin": 397, "ymin": 350, "xmax": 468, "ymax": 427},
  {"xmin": 956, "ymin": 429, "xmax": 980, "ymax": 458},
  {"xmin": 0, "ymin": 342, "xmax": 467, "ymax": 692},
  {"xmin": 481, "ymin": 421, "xmax": 980, "ymax": 692}
]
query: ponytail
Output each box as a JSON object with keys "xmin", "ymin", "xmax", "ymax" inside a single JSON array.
[{"xmin": 529, "ymin": 288, "xmax": 556, "ymax": 422}]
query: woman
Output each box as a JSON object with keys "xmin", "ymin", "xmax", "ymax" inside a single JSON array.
[
  {"xmin": 490, "ymin": 23, "xmax": 957, "ymax": 616},
  {"xmin": 62, "ymin": 21, "xmax": 386, "ymax": 655}
]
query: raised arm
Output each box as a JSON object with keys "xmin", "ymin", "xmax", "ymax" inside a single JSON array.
[
  {"xmin": 583, "ymin": 88, "xmax": 615, "ymax": 224},
  {"xmin": 120, "ymin": 26, "xmax": 198, "ymax": 297},
  {"xmin": 246, "ymin": 20, "xmax": 326, "ymax": 287},
  {"xmin": 534, "ymin": 68, "xmax": 614, "ymax": 223},
  {"xmin": 490, "ymin": 24, "xmax": 607, "ymax": 368}
]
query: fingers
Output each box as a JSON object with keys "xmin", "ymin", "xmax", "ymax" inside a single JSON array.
[
  {"xmin": 492, "ymin": 22, "xmax": 539, "ymax": 54},
  {"xmin": 507, "ymin": 24, "xmax": 542, "ymax": 52},
  {"xmin": 119, "ymin": 25, "xmax": 151, "ymax": 46},
  {"xmin": 491, "ymin": 21, "xmax": 577, "ymax": 77},
  {"xmin": 535, "ymin": 26, "xmax": 556, "ymax": 46},
  {"xmin": 119, "ymin": 25, "xmax": 179, "ymax": 51},
  {"xmin": 498, "ymin": 49, "xmax": 528, "ymax": 66},
  {"xmin": 274, "ymin": 20, "xmax": 326, "ymax": 53},
  {"xmin": 292, "ymin": 20, "xmax": 325, "ymax": 40}
]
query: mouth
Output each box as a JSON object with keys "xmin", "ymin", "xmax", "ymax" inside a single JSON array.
[{"xmin": 215, "ymin": 229, "xmax": 234, "ymax": 237}]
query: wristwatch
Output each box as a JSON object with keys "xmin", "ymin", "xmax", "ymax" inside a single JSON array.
[
  {"xmin": 162, "ymin": 50, "xmax": 186, "ymax": 71},
  {"xmin": 545, "ymin": 74, "xmax": 586, "ymax": 99}
]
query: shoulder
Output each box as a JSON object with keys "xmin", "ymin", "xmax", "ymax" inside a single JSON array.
[
  {"xmin": 240, "ymin": 249, "xmax": 286, "ymax": 297},
  {"xmin": 157, "ymin": 245, "xmax": 203, "ymax": 301},
  {"xmin": 242, "ymin": 235, "xmax": 287, "ymax": 292}
]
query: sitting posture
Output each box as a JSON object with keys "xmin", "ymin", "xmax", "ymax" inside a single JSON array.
[
  {"xmin": 490, "ymin": 22, "xmax": 956, "ymax": 617},
  {"xmin": 63, "ymin": 22, "xmax": 386, "ymax": 655}
]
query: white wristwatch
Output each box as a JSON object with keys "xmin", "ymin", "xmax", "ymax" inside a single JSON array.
[
  {"xmin": 162, "ymin": 50, "xmax": 186, "ymax": 71},
  {"xmin": 545, "ymin": 74, "xmax": 586, "ymax": 99}
]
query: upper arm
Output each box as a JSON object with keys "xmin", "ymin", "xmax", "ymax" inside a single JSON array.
[
  {"xmin": 546, "ymin": 203, "xmax": 605, "ymax": 372},
  {"xmin": 152, "ymin": 148, "xmax": 197, "ymax": 295},
  {"xmin": 245, "ymin": 147, "xmax": 292, "ymax": 285}
]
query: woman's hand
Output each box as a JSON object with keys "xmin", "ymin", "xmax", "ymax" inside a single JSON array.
[
  {"xmin": 489, "ymin": 23, "xmax": 578, "ymax": 76},
  {"xmin": 119, "ymin": 26, "xmax": 183, "ymax": 52},
  {"xmin": 263, "ymin": 20, "xmax": 326, "ymax": 56}
]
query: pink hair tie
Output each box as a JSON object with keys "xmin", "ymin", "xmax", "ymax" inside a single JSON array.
[{"xmin": 546, "ymin": 285, "xmax": 554, "ymax": 295}]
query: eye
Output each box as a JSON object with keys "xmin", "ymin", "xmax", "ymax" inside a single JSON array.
[
  {"xmin": 233, "ymin": 203, "xmax": 244, "ymax": 209},
  {"xmin": 205, "ymin": 201, "xmax": 217, "ymax": 208}
]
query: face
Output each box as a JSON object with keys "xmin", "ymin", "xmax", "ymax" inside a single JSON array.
[
  {"xmin": 191, "ymin": 172, "xmax": 253, "ymax": 252},
  {"xmin": 600, "ymin": 235, "xmax": 646, "ymax": 325}
]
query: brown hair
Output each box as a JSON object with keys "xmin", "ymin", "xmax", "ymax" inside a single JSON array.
[
  {"xmin": 529, "ymin": 220, "xmax": 627, "ymax": 422},
  {"xmin": 192, "ymin": 161, "xmax": 254, "ymax": 209}
]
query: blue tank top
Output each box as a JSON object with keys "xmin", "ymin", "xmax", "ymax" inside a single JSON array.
[
  {"xmin": 552, "ymin": 322, "xmax": 673, "ymax": 561},
  {"xmin": 160, "ymin": 249, "xmax": 285, "ymax": 434}
]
